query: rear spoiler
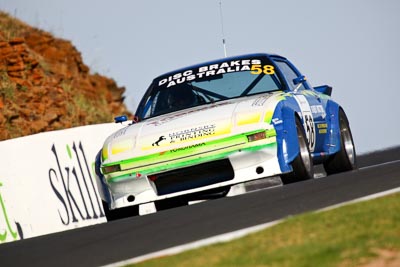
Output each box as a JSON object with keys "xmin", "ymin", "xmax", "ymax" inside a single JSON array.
[{"xmin": 314, "ymin": 85, "xmax": 332, "ymax": 96}]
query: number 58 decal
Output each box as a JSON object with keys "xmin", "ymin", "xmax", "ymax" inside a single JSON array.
[
  {"xmin": 303, "ymin": 113, "xmax": 315, "ymax": 151},
  {"xmin": 294, "ymin": 95, "xmax": 316, "ymax": 152},
  {"xmin": 250, "ymin": 64, "xmax": 275, "ymax": 75}
]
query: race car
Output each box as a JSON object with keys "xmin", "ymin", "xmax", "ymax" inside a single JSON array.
[{"xmin": 95, "ymin": 53, "xmax": 357, "ymax": 220}]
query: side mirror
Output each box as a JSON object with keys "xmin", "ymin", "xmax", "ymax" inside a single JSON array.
[
  {"xmin": 314, "ymin": 85, "xmax": 332, "ymax": 96},
  {"xmin": 114, "ymin": 115, "xmax": 128, "ymax": 123},
  {"xmin": 132, "ymin": 116, "xmax": 140, "ymax": 124},
  {"xmin": 293, "ymin": 75, "xmax": 307, "ymax": 92},
  {"xmin": 293, "ymin": 75, "xmax": 306, "ymax": 85}
]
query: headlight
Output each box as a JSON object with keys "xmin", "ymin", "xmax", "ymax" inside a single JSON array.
[
  {"xmin": 102, "ymin": 164, "xmax": 121, "ymax": 174},
  {"xmin": 247, "ymin": 131, "xmax": 266, "ymax": 142}
]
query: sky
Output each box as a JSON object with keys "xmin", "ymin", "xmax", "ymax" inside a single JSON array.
[{"xmin": 1, "ymin": 0, "xmax": 399, "ymax": 154}]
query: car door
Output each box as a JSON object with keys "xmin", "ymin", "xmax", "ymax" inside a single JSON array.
[{"xmin": 272, "ymin": 58, "xmax": 327, "ymax": 153}]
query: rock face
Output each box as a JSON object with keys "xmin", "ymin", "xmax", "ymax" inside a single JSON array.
[{"xmin": 0, "ymin": 11, "xmax": 131, "ymax": 140}]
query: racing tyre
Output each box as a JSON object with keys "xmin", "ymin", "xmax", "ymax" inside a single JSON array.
[
  {"xmin": 95, "ymin": 151, "xmax": 140, "ymax": 221},
  {"xmin": 155, "ymin": 197, "xmax": 188, "ymax": 211},
  {"xmin": 187, "ymin": 186, "xmax": 231, "ymax": 201},
  {"xmin": 323, "ymin": 109, "xmax": 357, "ymax": 175},
  {"xmin": 102, "ymin": 201, "xmax": 139, "ymax": 221},
  {"xmin": 280, "ymin": 117, "xmax": 314, "ymax": 184}
]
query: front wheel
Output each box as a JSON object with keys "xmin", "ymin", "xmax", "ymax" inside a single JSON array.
[
  {"xmin": 280, "ymin": 117, "xmax": 314, "ymax": 184},
  {"xmin": 323, "ymin": 109, "xmax": 357, "ymax": 175},
  {"xmin": 102, "ymin": 201, "xmax": 139, "ymax": 221},
  {"xmin": 154, "ymin": 197, "xmax": 188, "ymax": 211}
]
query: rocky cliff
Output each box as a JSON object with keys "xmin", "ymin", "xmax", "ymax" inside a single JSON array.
[{"xmin": 0, "ymin": 11, "xmax": 131, "ymax": 140}]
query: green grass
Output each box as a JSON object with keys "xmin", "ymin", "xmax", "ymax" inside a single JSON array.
[
  {"xmin": 73, "ymin": 93, "xmax": 110, "ymax": 123},
  {"xmin": 0, "ymin": 11, "xmax": 27, "ymax": 41},
  {"xmin": 0, "ymin": 72, "xmax": 16, "ymax": 99},
  {"xmin": 131, "ymin": 193, "xmax": 400, "ymax": 267}
]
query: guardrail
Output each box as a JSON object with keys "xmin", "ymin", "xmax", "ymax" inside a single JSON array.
[{"xmin": 0, "ymin": 123, "xmax": 125, "ymax": 243}]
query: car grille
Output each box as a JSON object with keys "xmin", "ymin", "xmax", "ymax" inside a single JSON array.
[{"xmin": 153, "ymin": 159, "xmax": 234, "ymax": 196}]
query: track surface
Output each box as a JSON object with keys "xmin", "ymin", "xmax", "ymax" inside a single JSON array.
[{"xmin": 1, "ymin": 147, "xmax": 399, "ymax": 267}]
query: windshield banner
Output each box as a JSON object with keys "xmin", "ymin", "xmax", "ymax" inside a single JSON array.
[{"xmin": 157, "ymin": 57, "xmax": 274, "ymax": 88}]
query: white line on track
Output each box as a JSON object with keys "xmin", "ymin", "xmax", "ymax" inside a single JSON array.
[
  {"xmin": 102, "ymin": 219, "xmax": 284, "ymax": 267},
  {"xmin": 103, "ymin": 186, "xmax": 400, "ymax": 267},
  {"xmin": 358, "ymin": 158, "xmax": 400, "ymax": 170},
  {"xmin": 319, "ymin": 187, "xmax": 400, "ymax": 212},
  {"xmin": 103, "ymin": 160, "xmax": 400, "ymax": 267}
]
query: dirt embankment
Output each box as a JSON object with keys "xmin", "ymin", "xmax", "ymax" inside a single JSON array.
[{"xmin": 0, "ymin": 11, "xmax": 131, "ymax": 140}]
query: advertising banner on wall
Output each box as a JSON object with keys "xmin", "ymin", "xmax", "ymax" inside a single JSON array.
[{"xmin": 0, "ymin": 123, "xmax": 125, "ymax": 243}]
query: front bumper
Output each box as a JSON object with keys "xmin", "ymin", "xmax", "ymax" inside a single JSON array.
[{"xmin": 106, "ymin": 144, "xmax": 281, "ymax": 210}]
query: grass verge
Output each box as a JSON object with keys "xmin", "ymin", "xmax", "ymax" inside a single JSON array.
[{"xmin": 131, "ymin": 192, "xmax": 400, "ymax": 267}]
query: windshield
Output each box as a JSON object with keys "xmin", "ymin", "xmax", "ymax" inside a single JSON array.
[{"xmin": 137, "ymin": 56, "xmax": 282, "ymax": 120}]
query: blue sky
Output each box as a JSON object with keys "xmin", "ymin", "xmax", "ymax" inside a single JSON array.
[{"xmin": 1, "ymin": 0, "xmax": 399, "ymax": 153}]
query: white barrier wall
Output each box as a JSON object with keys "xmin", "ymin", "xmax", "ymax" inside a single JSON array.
[{"xmin": 0, "ymin": 123, "xmax": 125, "ymax": 243}]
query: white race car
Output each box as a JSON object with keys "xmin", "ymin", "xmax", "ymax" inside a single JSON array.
[{"xmin": 95, "ymin": 53, "xmax": 356, "ymax": 220}]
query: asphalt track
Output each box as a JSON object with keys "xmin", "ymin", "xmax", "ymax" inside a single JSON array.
[{"xmin": 0, "ymin": 146, "xmax": 399, "ymax": 267}]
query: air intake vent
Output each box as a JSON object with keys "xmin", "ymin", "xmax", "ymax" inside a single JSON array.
[{"xmin": 153, "ymin": 159, "xmax": 234, "ymax": 195}]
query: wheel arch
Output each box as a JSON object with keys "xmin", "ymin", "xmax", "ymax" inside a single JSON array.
[
  {"xmin": 94, "ymin": 150, "xmax": 111, "ymax": 204},
  {"xmin": 324, "ymin": 100, "xmax": 345, "ymax": 156},
  {"xmin": 273, "ymin": 102, "xmax": 303, "ymax": 173},
  {"xmin": 323, "ymin": 105, "xmax": 357, "ymax": 174}
]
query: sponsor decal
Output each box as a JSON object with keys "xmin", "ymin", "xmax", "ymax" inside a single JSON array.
[
  {"xmin": 152, "ymin": 136, "xmax": 166, "ymax": 146},
  {"xmin": 0, "ymin": 182, "xmax": 23, "ymax": 242},
  {"xmin": 170, "ymin": 143, "xmax": 206, "ymax": 153},
  {"xmin": 49, "ymin": 142, "xmax": 104, "ymax": 225},
  {"xmin": 311, "ymin": 105, "xmax": 327, "ymax": 119},
  {"xmin": 158, "ymin": 59, "xmax": 263, "ymax": 88},
  {"xmin": 142, "ymin": 121, "xmax": 231, "ymax": 150},
  {"xmin": 272, "ymin": 118, "xmax": 283, "ymax": 125},
  {"xmin": 112, "ymin": 127, "xmax": 128, "ymax": 139},
  {"xmin": 146, "ymin": 101, "xmax": 231, "ymax": 127},
  {"xmin": 157, "ymin": 58, "xmax": 276, "ymax": 89},
  {"xmin": 317, "ymin": 123, "xmax": 328, "ymax": 134},
  {"xmin": 169, "ymin": 124, "xmax": 216, "ymax": 143},
  {"xmin": 251, "ymin": 95, "xmax": 272, "ymax": 107}
]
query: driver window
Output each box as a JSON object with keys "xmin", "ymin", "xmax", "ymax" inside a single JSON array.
[{"xmin": 275, "ymin": 61, "xmax": 306, "ymax": 91}]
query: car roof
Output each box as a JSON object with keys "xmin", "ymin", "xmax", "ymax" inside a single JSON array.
[{"xmin": 154, "ymin": 53, "xmax": 287, "ymax": 81}]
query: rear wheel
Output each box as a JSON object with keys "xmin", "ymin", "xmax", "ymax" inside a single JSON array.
[
  {"xmin": 324, "ymin": 109, "xmax": 357, "ymax": 174},
  {"xmin": 280, "ymin": 117, "xmax": 314, "ymax": 184}
]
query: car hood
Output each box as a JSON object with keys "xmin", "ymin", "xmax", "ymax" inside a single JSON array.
[{"xmin": 102, "ymin": 92, "xmax": 283, "ymax": 164}]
